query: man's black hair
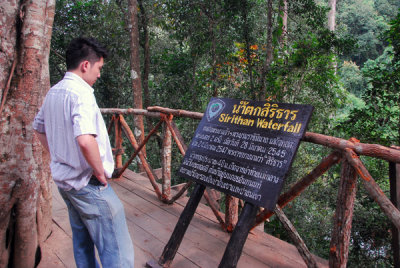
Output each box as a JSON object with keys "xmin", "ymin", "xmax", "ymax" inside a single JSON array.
[{"xmin": 66, "ymin": 37, "xmax": 108, "ymax": 70}]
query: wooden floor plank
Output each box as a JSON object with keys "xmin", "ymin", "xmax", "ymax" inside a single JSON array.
[
  {"xmin": 113, "ymin": 182, "xmax": 222, "ymax": 268},
  {"xmin": 127, "ymin": 220, "xmax": 199, "ymax": 268},
  {"xmin": 117, "ymin": 171, "xmax": 328, "ymax": 267},
  {"xmin": 113, "ymin": 181, "xmax": 276, "ymax": 268},
  {"xmin": 38, "ymin": 220, "xmax": 75, "ymax": 268},
  {"xmin": 40, "ymin": 170, "xmax": 328, "ymax": 268}
]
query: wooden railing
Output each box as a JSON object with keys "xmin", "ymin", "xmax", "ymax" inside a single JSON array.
[{"xmin": 101, "ymin": 106, "xmax": 400, "ymax": 267}]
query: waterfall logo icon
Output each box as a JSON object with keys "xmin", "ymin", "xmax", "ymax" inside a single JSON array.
[{"xmin": 206, "ymin": 99, "xmax": 225, "ymax": 122}]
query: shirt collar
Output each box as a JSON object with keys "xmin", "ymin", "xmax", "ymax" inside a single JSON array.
[{"xmin": 64, "ymin": 72, "xmax": 94, "ymax": 94}]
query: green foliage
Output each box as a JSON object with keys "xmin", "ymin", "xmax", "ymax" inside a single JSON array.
[
  {"xmin": 337, "ymin": 0, "xmax": 399, "ymax": 66},
  {"xmin": 335, "ymin": 14, "xmax": 399, "ymax": 146},
  {"xmin": 336, "ymin": 10, "xmax": 400, "ymax": 145},
  {"xmin": 50, "ymin": 0, "xmax": 132, "ymax": 108},
  {"xmin": 348, "ymin": 157, "xmax": 392, "ymax": 267},
  {"xmin": 334, "ymin": 12, "xmax": 400, "ymax": 266},
  {"xmin": 375, "ymin": 0, "xmax": 400, "ymax": 23},
  {"xmin": 338, "ymin": 47, "xmax": 399, "ymax": 146},
  {"xmin": 387, "ymin": 9, "xmax": 400, "ymax": 61},
  {"xmin": 265, "ymin": 143, "xmax": 337, "ymax": 259},
  {"xmin": 339, "ymin": 61, "xmax": 367, "ymax": 96},
  {"xmin": 50, "ymin": 1, "xmax": 400, "ymax": 266}
]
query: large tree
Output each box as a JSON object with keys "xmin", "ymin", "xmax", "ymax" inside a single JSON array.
[
  {"xmin": 0, "ymin": 0, "xmax": 55, "ymax": 267},
  {"xmin": 128, "ymin": 0, "xmax": 146, "ymax": 166}
]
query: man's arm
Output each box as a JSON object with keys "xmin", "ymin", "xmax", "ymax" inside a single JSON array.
[
  {"xmin": 34, "ymin": 130, "xmax": 50, "ymax": 152},
  {"xmin": 76, "ymin": 134, "xmax": 108, "ymax": 186}
]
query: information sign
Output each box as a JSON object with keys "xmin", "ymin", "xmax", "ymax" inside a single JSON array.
[{"xmin": 178, "ymin": 97, "xmax": 313, "ymax": 210}]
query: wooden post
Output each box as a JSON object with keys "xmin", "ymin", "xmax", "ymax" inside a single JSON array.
[
  {"xmin": 157, "ymin": 183, "xmax": 206, "ymax": 267},
  {"xmin": 118, "ymin": 116, "xmax": 163, "ymax": 199},
  {"xmin": 344, "ymin": 148, "xmax": 400, "ymax": 230},
  {"xmin": 114, "ymin": 115, "xmax": 123, "ymax": 168},
  {"xmin": 225, "ymin": 194, "xmax": 239, "ymax": 232},
  {"xmin": 166, "ymin": 181, "xmax": 192, "ymax": 204},
  {"xmin": 274, "ymin": 205, "xmax": 318, "ymax": 267},
  {"xmin": 253, "ymin": 151, "xmax": 341, "ymax": 228},
  {"xmin": 107, "ymin": 114, "xmax": 115, "ymax": 134},
  {"xmin": 162, "ymin": 121, "xmax": 172, "ymax": 200},
  {"xmin": 203, "ymin": 189, "xmax": 226, "ymax": 230},
  {"xmin": 390, "ymin": 146, "xmax": 400, "ymax": 268},
  {"xmin": 219, "ymin": 202, "xmax": 258, "ymax": 268},
  {"xmin": 165, "ymin": 118, "xmax": 187, "ymax": 155},
  {"xmin": 118, "ymin": 119, "xmax": 163, "ymax": 175},
  {"xmin": 329, "ymin": 157, "xmax": 357, "ymax": 268}
]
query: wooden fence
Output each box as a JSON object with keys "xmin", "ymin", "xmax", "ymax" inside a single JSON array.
[{"xmin": 101, "ymin": 106, "xmax": 400, "ymax": 267}]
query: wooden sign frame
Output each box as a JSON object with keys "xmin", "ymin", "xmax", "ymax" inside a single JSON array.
[{"xmin": 147, "ymin": 98, "xmax": 313, "ymax": 267}]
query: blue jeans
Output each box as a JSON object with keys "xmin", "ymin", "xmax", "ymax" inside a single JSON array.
[{"xmin": 59, "ymin": 183, "xmax": 134, "ymax": 268}]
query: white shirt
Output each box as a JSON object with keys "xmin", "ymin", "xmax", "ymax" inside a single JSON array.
[{"xmin": 33, "ymin": 72, "xmax": 114, "ymax": 190}]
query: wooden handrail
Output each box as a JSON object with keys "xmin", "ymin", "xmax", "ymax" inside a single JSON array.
[
  {"xmin": 303, "ymin": 132, "xmax": 400, "ymax": 163},
  {"xmin": 101, "ymin": 108, "xmax": 161, "ymax": 117},
  {"xmin": 147, "ymin": 106, "xmax": 203, "ymax": 119},
  {"xmin": 101, "ymin": 105, "xmax": 400, "ymax": 268},
  {"xmin": 102, "ymin": 107, "xmax": 400, "ymax": 163}
]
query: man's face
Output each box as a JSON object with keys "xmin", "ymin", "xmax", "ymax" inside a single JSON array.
[{"xmin": 83, "ymin": 57, "xmax": 104, "ymax": 86}]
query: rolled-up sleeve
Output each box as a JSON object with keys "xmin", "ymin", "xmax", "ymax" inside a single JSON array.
[
  {"xmin": 33, "ymin": 106, "xmax": 46, "ymax": 133},
  {"xmin": 72, "ymin": 94, "xmax": 97, "ymax": 138}
]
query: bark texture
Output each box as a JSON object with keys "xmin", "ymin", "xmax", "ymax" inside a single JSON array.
[
  {"xmin": 328, "ymin": 0, "xmax": 337, "ymax": 31},
  {"xmin": 259, "ymin": 0, "xmax": 273, "ymax": 99},
  {"xmin": 329, "ymin": 158, "xmax": 357, "ymax": 268},
  {"xmin": 138, "ymin": 0, "xmax": 150, "ymax": 110},
  {"xmin": 128, "ymin": 0, "xmax": 146, "ymax": 168},
  {"xmin": 0, "ymin": 0, "xmax": 55, "ymax": 266}
]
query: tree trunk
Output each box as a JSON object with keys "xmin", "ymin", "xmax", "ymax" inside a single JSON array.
[
  {"xmin": 328, "ymin": 0, "xmax": 337, "ymax": 74},
  {"xmin": 278, "ymin": 0, "xmax": 288, "ymax": 48},
  {"xmin": 328, "ymin": 0, "xmax": 337, "ymax": 31},
  {"xmin": 138, "ymin": 0, "xmax": 154, "ymax": 131},
  {"xmin": 279, "ymin": 0, "xmax": 288, "ymax": 101},
  {"xmin": 398, "ymin": 92, "xmax": 400, "ymax": 147},
  {"xmin": 191, "ymin": 55, "xmax": 198, "ymax": 108},
  {"xmin": 202, "ymin": 7, "xmax": 218, "ymax": 97},
  {"xmin": 128, "ymin": 0, "xmax": 146, "ymax": 169},
  {"xmin": 259, "ymin": 0, "xmax": 273, "ymax": 100},
  {"xmin": 0, "ymin": 0, "xmax": 55, "ymax": 267},
  {"xmin": 138, "ymin": 0, "xmax": 150, "ymax": 110},
  {"xmin": 241, "ymin": 0, "xmax": 255, "ymax": 98}
]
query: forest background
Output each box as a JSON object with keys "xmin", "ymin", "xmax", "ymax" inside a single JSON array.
[{"xmin": 47, "ymin": 0, "xmax": 400, "ymax": 266}]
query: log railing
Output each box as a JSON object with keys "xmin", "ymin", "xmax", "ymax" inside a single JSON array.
[{"xmin": 101, "ymin": 106, "xmax": 400, "ymax": 267}]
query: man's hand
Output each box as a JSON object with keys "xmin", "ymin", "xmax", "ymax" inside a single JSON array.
[
  {"xmin": 76, "ymin": 134, "xmax": 108, "ymax": 186},
  {"xmin": 95, "ymin": 173, "xmax": 108, "ymax": 186},
  {"xmin": 34, "ymin": 130, "xmax": 50, "ymax": 152}
]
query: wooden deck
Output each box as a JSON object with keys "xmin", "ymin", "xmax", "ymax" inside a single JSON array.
[{"xmin": 38, "ymin": 169, "xmax": 328, "ymax": 268}]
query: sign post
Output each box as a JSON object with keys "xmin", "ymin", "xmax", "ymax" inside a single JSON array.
[
  {"xmin": 219, "ymin": 202, "xmax": 258, "ymax": 268},
  {"xmin": 150, "ymin": 97, "xmax": 313, "ymax": 267},
  {"xmin": 158, "ymin": 183, "xmax": 206, "ymax": 267}
]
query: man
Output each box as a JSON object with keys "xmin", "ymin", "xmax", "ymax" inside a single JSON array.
[{"xmin": 33, "ymin": 37, "xmax": 134, "ymax": 268}]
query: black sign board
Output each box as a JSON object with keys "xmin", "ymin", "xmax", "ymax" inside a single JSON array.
[{"xmin": 178, "ymin": 97, "xmax": 313, "ymax": 210}]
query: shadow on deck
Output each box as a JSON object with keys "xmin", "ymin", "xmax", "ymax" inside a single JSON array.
[{"xmin": 38, "ymin": 169, "xmax": 328, "ymax": 268}]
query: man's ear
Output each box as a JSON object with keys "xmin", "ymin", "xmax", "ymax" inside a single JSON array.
[{"xmin": 80, "ymin": 60, "xmax": 90, "ymax": 73}]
